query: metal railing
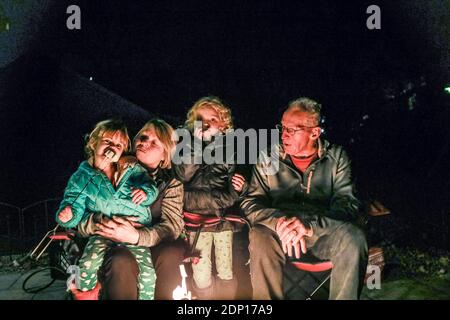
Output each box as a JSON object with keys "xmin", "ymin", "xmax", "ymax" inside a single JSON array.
[
  {"xmin": 1, "ymin": 198, "xmax": 449, "ymax": 255},
  {"xmin": 0, "ymin": 199, "xmax": 61, "ymax": 255}
]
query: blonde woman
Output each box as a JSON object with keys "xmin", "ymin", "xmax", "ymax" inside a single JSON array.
[
  {"xmin": 56, "ymin": 119, "xmax": 158, "ymax": 299},
  {"xmin": 78, "ymin": 118, "xmax": 185, "ymax": 300}
]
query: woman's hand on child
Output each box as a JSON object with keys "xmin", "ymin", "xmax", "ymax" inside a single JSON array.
[
  {"xmin": 231, "ymin": 173, "xmax": 246, "ymax": 193},
  {"xmin": 131, "ymin": 187, "xmax": 148, "ymax": 205},
  {"xmin": 123, "ymin": 216, "xmax": 144, "ymax": 228},
  {"xmin": 94, "ymin": 216, "xmax": 140, "ymax": 245},
  {"xmin": 58, "ymin": 206, "xmax": 73, "ymax": 223}
]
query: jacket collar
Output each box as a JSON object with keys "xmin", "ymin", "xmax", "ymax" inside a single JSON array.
[
  {"xmin": 279, "ymin": 138, "xmax": 330, "ymax": 162},
  {"xmin": 146, "ymin": 165, "xmax": 173, "ymax": 187},
  {"xmin": 317, "ymin": 138, "xmax": 330, "ymax": 159}
]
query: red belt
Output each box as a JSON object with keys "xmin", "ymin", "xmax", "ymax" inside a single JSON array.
[{"xmin": 183, "ymin": 212, "xmax": 249, "ymax": 229}]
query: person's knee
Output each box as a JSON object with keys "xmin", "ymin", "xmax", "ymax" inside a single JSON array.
[
  {"xmin": 249, "ymin": 225, "xmax": 282, "ymax": 260},
  {"xmin": 159, "ymin": 242, "xmax": 185, "ymax": 260},
  {"xmin": 106, "ymin": 247, "xmax": 139, "ymax": 273},
  {"xmin": 338, "ymin": 223, "xmax": 368, "ymax": 256},
  {"xmin": 152, "ymin": 242, "xmax": 186, "ymax": 274}
]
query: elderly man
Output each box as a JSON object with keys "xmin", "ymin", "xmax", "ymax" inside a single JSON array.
[{"xmin": 240, "ymin": 97, "xmax": 368, "ymax": 300}]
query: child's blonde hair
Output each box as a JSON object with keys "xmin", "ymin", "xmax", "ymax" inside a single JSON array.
[
  {"xmin": 85, "ymin": 119, "xmax": 131, "ymax": 160},
  {"xmin": 184, "ymin": 96, "xmax": 234, "ymax": 132},
  {"xmin": 133, "ymin": 118, "xmax": 176, "ymax": 169}
]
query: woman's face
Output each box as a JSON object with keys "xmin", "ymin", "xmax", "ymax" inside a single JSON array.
[{"xmin": 135, "ymin": 128, "xmax": 165, "ymax": 169}]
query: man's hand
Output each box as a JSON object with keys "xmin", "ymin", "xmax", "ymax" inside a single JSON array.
[
  {"xmin": 58, "ymin": 206, "xmax": 73, "ymax": 223},
  {"xmin": 94, "ymin": 216, "xmax": 142, "ymax": 245},
  {"xmin": 275, "ymin": 216, "xmax": 313, "ymax": 259}
]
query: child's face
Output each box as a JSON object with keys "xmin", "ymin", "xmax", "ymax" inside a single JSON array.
[
  {"xmin": 196, "ymin": 106, "xmax": 225, "ymax": 141},
  {"xmin": 94, "ymin": 130, "xmax": 127, "ymax": 163}
]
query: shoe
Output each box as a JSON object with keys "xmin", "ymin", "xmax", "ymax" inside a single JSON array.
[{"xmin": 70, "ymin": 281, "xmax": 101, "ymax": 300}]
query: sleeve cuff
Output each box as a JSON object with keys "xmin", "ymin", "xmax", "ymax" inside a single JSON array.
[{"xmin": 137, "ymin": 228, "xmax": 160, "ymax": 247}]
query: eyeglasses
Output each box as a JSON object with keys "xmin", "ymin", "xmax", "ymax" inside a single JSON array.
[{"xmin": 275, "ymin": 124, "xmax": 316, "ymax": 135}]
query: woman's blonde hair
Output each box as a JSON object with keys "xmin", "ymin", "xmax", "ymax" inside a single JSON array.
[
  {"xmin": 184, "ymin": 96, "xmax": 234, "ymax": 132},
  {"xmin": 133, "ymin": 118, "xmax": 176, "ymax": 169},
  {"xmin": 85, "ymin": 119, "xmax": 131, "ymax": 160}
]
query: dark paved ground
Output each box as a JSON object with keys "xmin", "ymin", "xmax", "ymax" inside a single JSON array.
[{"xmin": 1, "ymin": 231, "xmax": 449, "ymax": 300}]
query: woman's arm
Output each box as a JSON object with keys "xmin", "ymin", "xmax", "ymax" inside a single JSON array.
[
  {"xmin": 136, "ymin": 178, "xmax": 184, "ymax": 247},
  {"xmin": 84, "ymin": 178, "xmax": 184, "ymax": 247},
  {"xmin": 56, "ymin": 167, "xmax": 90, "ymax": 229}
]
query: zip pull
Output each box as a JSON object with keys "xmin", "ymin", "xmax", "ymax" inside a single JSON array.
[
  {"xmin": 306, "ymin": 170, "xmax": 313, "ymax": 194},
  {"xmin": 300, "ymin": 170, "xmax": 314, "ymax": 194}
]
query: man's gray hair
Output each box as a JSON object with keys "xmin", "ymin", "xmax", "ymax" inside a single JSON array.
[{"xmin": 287, "ymin": 97, "xmax": 322, "ymax": 126}]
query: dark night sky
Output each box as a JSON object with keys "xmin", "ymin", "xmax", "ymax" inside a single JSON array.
[
  {"xmin": 39, "ymin": 1, "xmax": 449, "ymax": 144},
  {"xmin": 40, "ymin": 0, "xmax": 450, "ymax": 180},
  {"xmin": 1, "ymin": 0, "xmax": 449, "ymax": 247}
]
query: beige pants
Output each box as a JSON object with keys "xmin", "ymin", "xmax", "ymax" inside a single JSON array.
[{"xmin": 188, "ymin": 230, "xmax": 233, "ymax": 289}]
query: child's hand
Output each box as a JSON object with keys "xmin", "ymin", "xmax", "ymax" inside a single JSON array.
[
  {"xmin": 193, "ymin": 127, "xmax": 203, "ymax": 140},
  {"xmin": 58, "ymin": 206, "xmax": 73, "ymax": 223},
  {"xmin": 131, "ymin": 187, "xmax": 148, "ymax": 205},
  {"xmin": 231, "ymin": 173, "xmax": 246, "ymax": 193}
]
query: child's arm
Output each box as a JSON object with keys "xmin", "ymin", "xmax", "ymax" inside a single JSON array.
[
  {"xmin": 231, "ymin": 173, "xmax": 248, "ymax": 195},
  {"xmin": 58, "ymin": 206, "xmax": 73, "ymax": 223},
  {"xmin": 55, "ymin": 168, "xmax": 90, "ymax": 229},
  {"xmin": 128, "ymin": 165, "xmax": 159, "ymax": 206},
  {"xmin": 231, "ymin": 172, "xmax": 250, "ymax": 201}
]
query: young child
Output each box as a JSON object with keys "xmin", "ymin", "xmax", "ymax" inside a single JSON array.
[
  {"xmin": 55, "ymin": 119, "xmax": 158, "ymax": 299},
  {"xmin": 174, "ymin": 96, "xmax": 247, "ymax": 300}
]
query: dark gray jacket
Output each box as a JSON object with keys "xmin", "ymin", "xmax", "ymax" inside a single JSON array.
[
  {"xmin": 173, "ymin": 134, "xmax": 242, "ymax": 232},
  {"xmin": 240, "ymin": 139, "xmax": 361, "ymax": 233}
]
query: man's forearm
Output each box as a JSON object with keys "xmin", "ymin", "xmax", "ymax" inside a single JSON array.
[{"xmin": 241, "ymin": 198, "xmax": 284, "ymax": 232}]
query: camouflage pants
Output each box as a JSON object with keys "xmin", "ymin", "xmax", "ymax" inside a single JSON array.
[
  {"xmin": 188, "ymin": 230, "xmax": 233, "ymax": 289},
  {"xmin": 78, "ymin": 236, "xmax": 156, "ymax": 299}
]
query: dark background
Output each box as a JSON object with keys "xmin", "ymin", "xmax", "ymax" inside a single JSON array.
[{"xmin": 0, "ymin": 0, "xmax": 449, "ymax": 249}]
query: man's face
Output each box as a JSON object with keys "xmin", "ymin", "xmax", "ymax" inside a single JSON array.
[{"xmin": 280, "ymin": 109, "xmax": 320, "ymax": 157}]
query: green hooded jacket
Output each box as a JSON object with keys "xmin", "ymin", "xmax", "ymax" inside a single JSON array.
[{"xmin": 55, "ymin": 160, "xmax": 158, "ymax": 229}]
